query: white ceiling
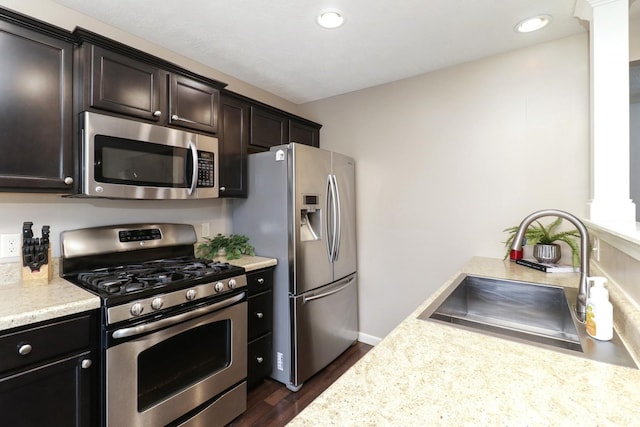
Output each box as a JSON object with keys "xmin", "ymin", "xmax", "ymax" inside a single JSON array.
[{"xmin": 53, "ymin": 0, "xmax": 639, "ymax": 104}]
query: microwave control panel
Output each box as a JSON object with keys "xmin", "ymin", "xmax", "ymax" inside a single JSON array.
[{"xmin": 197, "ymin": 151, "xmax": 215, "ymax": 187}]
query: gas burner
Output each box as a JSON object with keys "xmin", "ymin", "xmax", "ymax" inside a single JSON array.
[{"xmin": 72, "ymin": 257, "xmax": 241, "ymax": 297}]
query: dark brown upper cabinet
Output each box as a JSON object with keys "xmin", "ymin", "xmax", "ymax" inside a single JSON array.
[
  {"xmin": 250, "ymin": 105, "xmax": 288, "ymax": 151},
  {"xmin": 289, "ymin": 119, "xmax": 320, "ymax": 148},
  {"xmin": 248, "ymin": 104, "xmax": 321, "ymax": 153},
  {"xmin": 88, "ymin": 45, "xmax": 164, "ymax": 122},
  {"xmin": 74, "ymin": 29, "xmax": 226, "ymax": 135},
  {"xmin": 219, "ymin": 93, "xmax": 249, "ymax": 197},
  {"xmin": 170, "ymin": 74, "xmax": 219, "ymax": 134},
  {"xmin": 0, "ymin": 10, "xmax": 75, "ymax": 193}
]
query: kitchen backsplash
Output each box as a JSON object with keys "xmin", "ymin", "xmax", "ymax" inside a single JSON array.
[{"xmin": 595, "ymin": 237, "xmax": 640, "ymax": 307}]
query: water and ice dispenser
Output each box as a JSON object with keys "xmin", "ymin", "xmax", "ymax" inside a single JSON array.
[{"xmin": 300, "ymin": 194, "xmax": 321, "ymax": 241}]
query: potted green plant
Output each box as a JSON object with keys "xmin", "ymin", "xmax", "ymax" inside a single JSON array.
[
  {"xmin": 503, "ymin": 217, "xmax": 581, "ymax": 265},
  {"xmin": 197, "ymin": 233, "xmax": 256, "ymax": 260}
]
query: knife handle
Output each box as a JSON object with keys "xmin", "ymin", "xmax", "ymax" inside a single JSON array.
[{"xmin": 22, "ymin": 222, "xmax": 33, "ymax": 240}]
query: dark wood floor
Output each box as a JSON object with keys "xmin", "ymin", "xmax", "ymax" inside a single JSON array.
[{"xmin": 228, "ymin": 341, "xmax": 373, "ymax": 427}]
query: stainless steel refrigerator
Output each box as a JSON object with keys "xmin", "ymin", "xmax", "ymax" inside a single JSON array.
[{"xmin": 233, "ymin": 143, "xmax": 358, "ymax": 392}]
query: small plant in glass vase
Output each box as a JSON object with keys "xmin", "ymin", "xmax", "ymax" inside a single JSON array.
[
  {"xmin": 196, "ymin": 233, "xmax": 255, "ymax": 260},
  {"xmin": 503, "ymin": 217, "xmax": 581, "ymax": 266}
]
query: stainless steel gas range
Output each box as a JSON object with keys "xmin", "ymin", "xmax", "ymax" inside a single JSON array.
[{"xmin": 60, "ymin": 223, "xmax": 247, "ymax": 427}]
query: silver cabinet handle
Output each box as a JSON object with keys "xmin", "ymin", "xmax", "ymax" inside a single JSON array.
[
  {"xmin": 220, "ymin": 186, "xmax": 226, "ymax": 192},
  {"xmin": 256, "ymin": 312, "xmax": 264, "ymax": 319},
  {"xmin": 81, "ymin": 359, "xmax": 92, "ymax": 369},
  {"xmin": 171, "ymin": 114, "xmax": 199, "ymax": 124},
  {"xmin": 64, "ymin": 177, "xmax": 74, "ymax": 185},
  {"xmin": 153, "ymin": 110, "xmax": 162, "ymax": 117},
  {"xmin": 18, "ymin": 344, "xmax": 32, "ymax": 355},
  {"xmin": 257, "ymin": 278, "xmax": 265, "ymax": 285},
  {"xmin": 256, "ymin": 356, "xmax": 264, "ymax": 363}
]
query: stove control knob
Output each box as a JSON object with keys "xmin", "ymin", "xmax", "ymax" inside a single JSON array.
[
  {"xmin": 214, "ymin": 282, "xmax": 224, "ymax": 293},
  {"xmin": 151, "ymin": 298, "xmax": 164, "ymax": 310},
  {"xmin": 185, "ymin": 289, "xmax": 197, "ymax": 301},
  {"xmin": 228, "ymin": 279, "xmax": 237, "ymax": 289},
  {"xmin": 130, "ymin": 302, "xmax": 144, "ymax": 317}
]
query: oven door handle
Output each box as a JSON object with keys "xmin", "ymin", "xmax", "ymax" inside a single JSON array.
[{"xmin": 112, "ymin": 292, "xmax": 245, "ymax": 340}]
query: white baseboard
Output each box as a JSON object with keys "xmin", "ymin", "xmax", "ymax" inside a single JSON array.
[{"xmin": 357, "ymin": 332, "xmax": 382, "ymax": 346}]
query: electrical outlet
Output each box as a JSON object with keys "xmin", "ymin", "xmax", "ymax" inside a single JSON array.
[
  {"xmin": 202, "ymin": 223, "xmax": 210, "ymax": 238},
  {"xmin": 277, "ymin": 352, "xmax": 284, "ymax": 371},
  {"xmin": 1, "ymin": 234, "xmax": 20, "ymax": 258}
]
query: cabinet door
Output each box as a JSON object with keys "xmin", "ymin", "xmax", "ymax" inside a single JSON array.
[
  {"xmin": 0, "ymin": 20, "xmax": 74, "ymax": 192},
  {"xmin": 248, "ymin": 291, "xmax": 273, "ymax": 340},
  {"xmin": 219, "ymin": 93, "xmax": 248, "ymax": 197},
  {"xmin": 0, "ymin": 352, "xmax": 93, "ymax": 427},
  {"xmin": 289, "ymin": 119, "xmax": 320, "ymax": 147},
  {"xmin": 247, "ymin": 333, "xmax": 272, "ymax": 388},
  {"xmin": 250, "ymin": 105, "xmax": 288, "ymax": 150},
  {"xmin": 90, "ymin": 45, "xmax": 164, "ymax": 121},
  {"xmin": 170, "ymin": 74, "xmax": 219, "ymax": 134}
]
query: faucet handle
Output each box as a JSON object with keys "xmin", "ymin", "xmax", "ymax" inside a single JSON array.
[{"xmin": 510, "ymin": 248, "xmax": 524, "ymax": 261}]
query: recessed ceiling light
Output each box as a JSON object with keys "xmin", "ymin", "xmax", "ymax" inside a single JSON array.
[
  {"xmin": 317, "ymin": 9, "xmax": 344, "ymax": 29},
  {"xmin": 514, "ymin": 14, "xmax": 552, "ymax": 33}
]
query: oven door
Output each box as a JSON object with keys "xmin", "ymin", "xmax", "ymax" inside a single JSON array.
[
  {"xmin": 106, "ymin": 294, "xmax": 246, "ymax": 427},
  {"xmin": 81, "ymin": 111, "xmax": 218, "ymax": 199}
]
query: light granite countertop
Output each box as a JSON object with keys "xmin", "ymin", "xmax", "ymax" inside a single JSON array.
[
  {"xmin": 288, "ymin": 257, "xmax": 640, "ymax": 426},
  {"xmin": 0, "ymin": 259, "xmax": 100, "ymax": 332},
  {"xmin": 0, "ymin": 255, "xmax": 277, "ymax": 333},
  {"xmin": 216, "ymin": 255, "xmax": 277, "ymax": 272}
]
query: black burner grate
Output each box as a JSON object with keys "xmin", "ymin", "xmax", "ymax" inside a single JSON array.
[{"xmin": 74, "ymin": 257, "xmax": 238, "ymax": 295}]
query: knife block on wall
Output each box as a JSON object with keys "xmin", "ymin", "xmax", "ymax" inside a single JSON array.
[{"xmin": 21, "ymin": 246, "xmax": 52, "ymax": 284}]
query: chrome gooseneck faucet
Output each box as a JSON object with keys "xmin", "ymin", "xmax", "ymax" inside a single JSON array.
[{"xmin": 509, "ymin": 209, "xmax": 590, "ymax": 322}]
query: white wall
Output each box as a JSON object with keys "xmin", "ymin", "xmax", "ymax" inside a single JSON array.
[
  {"xmin": 300, "ymin": 34, "xmax": 590, "ymax": 341},
  {"xmin": 0, "ymin": 194, "xmax": 232, "ymax": 259}
]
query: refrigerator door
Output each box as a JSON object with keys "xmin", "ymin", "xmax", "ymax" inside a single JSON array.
[
  {"xmin": 331, "ymin": 152, "xmax": 357, "ymax": 280},
  {"xmin": 291, "ymin": 144, "xmax": 333, "ymax": 295},
  {"xmin": 291, "ymin": 274, "xmax": 358, "ymax": 389}
]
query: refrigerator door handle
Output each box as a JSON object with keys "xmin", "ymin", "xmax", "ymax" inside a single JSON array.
[
  {"xmin": 326, "ymin": 174, "xmax": 334, "ymax": 261},
  {"xmin": 302, "ymin": 277, "xmax": 355, "ymax": 303},
  {"xmin": 332, "ymin": 174, "xmax": 342, "ymax": 262},
  {"xmin": 327, "ymin": 174, "xmax": 339, "ymax": 262}
]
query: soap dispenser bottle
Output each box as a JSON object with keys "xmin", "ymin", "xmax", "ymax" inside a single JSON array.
[{"xmin": 585, "ymin": 276, "xmax": 613, "ymax": 341}]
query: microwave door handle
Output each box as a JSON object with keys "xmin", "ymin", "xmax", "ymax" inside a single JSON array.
[{"xmin": 187, "ymin": 141, "xmax": 198, "ymax": 196}]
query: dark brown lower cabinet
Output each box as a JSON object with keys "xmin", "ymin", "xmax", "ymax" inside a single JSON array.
[
  {"xmin": 0, "ymin": 311, "xmax": 97, "ymax": 427},
  {"xmin": 246, "ymin": 267, "xmax": 274, "ymax": 388},
  {"xmin": 0, "ymin": 352, "xmax": 92, "ymax": 426}
]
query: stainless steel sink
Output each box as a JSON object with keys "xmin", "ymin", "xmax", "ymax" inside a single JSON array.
[{"xmin": 418, "ymin": 274, "xmax": 637, "ymax": 369}]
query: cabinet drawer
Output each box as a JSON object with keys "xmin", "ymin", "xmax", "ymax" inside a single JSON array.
[
  {"xmin": 248, "ymin": 291, "xmax": 273, "ymax": 340},
  {"xmin": 246, "ymin": 268, "xmax": 273, "ymax": 296},
  {"xmin": 0, "ymin": 314, "xmax": 91, "ymax": 374},
  {"xmin": 247, "ymin": 333, "xmax": 272, "ymax": 388}
]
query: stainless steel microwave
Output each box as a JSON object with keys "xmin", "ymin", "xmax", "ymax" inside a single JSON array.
[{"xmin": 79, "ymin": 111, "xmax": 218, "ymax": 199}]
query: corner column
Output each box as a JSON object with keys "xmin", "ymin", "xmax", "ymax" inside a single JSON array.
[{"xmin": 575, "ymin": 0, "xmax": 636, "ymax": 225}]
